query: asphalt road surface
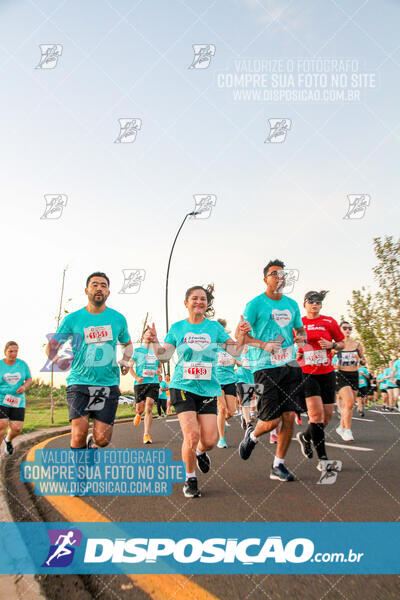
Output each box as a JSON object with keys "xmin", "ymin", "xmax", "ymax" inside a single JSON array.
[{"xmin": 6, "ymin": 406, "xmax": 400, "ymax": 600}]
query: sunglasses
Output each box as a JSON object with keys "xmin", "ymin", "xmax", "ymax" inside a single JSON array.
[
  {"xmin": 307, "ymin": 300, "xmax": 321, "ymax": 304},
  {"xmin": 342, "ymin": 326, "xmax": 352, "ymax": 331}
]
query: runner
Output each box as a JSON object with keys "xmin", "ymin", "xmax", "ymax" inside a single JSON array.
[
  {"xmin": 130, "ymin": 342, "xmax": 161, "ymax": 443},
  {"xmin": 145, "ymin": 284, "xmax": 246, "ymax": 498},
  {"xmin": 295, "ymin": 290, "xmax": 345, "ymax": 472},
  {"xmin": 0, "ymin": 341, "xmax": 32, "ymax": 455},
  {"xmin": 46, "ymin": 272, "xmax": 132, "ymax": 452},
  {"xmin": 157, "ymin": 374, "xmax": 169, "ymax": 418},
  {"xmin": 376, "ymin": 367, "xmax": 388, "ymax": 408},
  {"xmin": 357, "ymin": 364, "xmax": 371, "ymax": 416},
  {"xmin": 335, "ymin": 321, "xmax": 367, "ymax": 442},
  {"xmin": 236, "ymin": 345, "xmax": 256, "ymax": 430},
  {"xmin": 215, "ymin": 318, "xmax": 237, "ymax": 449},
  {"xmin": 384, "ymin": 360, "xmax": 397, "ymax": 411},
  {"xmin": 393, "ymin": 351, "xmax": 400, "ymax": 409},
  {"xmin": 237, "ymin": 259, "xmax": 306, "ymax": 482},
  {"xmin": 369, "ymin": 370, "xmax": 378, "ymax": 405}
]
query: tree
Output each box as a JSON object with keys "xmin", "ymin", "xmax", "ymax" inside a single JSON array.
[{"xmin": 347, "ymin": 236, "xmax": 400, "ymax": 370}]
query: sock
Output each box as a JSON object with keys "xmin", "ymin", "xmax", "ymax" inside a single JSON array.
[
  {"xmin": 303, "ymin": 423, "xmax": 312, "ymax": 441},
  {"xmin": 310, "ymin": 423, "xmax": 327, "ymax": 459},
  {"xmin": 273, "ymin": 456, "xmax": 284, "ymax": 468},
  {"xmin": 186, "ymin": 471, "xmax": 196, "ymax": 480},
  {"xmin": 195, "ymin": 449, "xmax": 204, "ymax": 456},
  {"xmin": 250, "ymin": 432, "xmax": 258, "ymax": 443}
]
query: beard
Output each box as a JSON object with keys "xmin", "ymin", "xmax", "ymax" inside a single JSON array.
[{"xmin": 89, "ymin": 292, "xmax": 106, "ymax": 306}]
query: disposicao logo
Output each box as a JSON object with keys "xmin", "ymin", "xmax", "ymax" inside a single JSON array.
[{"xmin": 42, "ymin": 529, "xmax": 82, "ymax": 567}]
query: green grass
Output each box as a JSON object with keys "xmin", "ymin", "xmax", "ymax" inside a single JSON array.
[{"xmin": 22, "ymin": 397, "xmax": 142, "ymax": 434}]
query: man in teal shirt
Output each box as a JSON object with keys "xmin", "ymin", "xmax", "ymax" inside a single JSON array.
[
  {"xmin": 46, "ymin": 272, "xmax": 132, "ymax": 450},
  {"xmin": 237, "ymin": 259, "xmax": 306, "ymax": 482}
]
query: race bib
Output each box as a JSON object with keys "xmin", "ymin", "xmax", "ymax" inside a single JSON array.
[
  {"xmin": 3, "ymin": 394, "xmax": 22, "ymax": 408},
  {"xmin": 3, "ymin": 372, "xmax": 21, "ymax": 386},
  {"xmin": 304, "ymin": 349, "xmax": 328, "ymax": 366},
  {"xmin": 183, "ymin": 362, "xmax": 212, "ymax": 380},
  {"xmin": 340, "ymin": 351, "xmax": 358, "ymax": 366},
  {"xmin": 84, "ymin": 325, "xmax": 113, "ymax": 344},
  {"xmin": 270, "ymin": 347, "xmax": 292, "ymax": 365},
  {"xmin": 142, "ymin": 369, "xmax": 156, "ymax": 378},
  {"xmin": 217, "ymin": 352, "xmax": 235, "ymax": 367},
  {"xmin": 241, "ymin": 356, "xmax": 250, "ymax": 369}
]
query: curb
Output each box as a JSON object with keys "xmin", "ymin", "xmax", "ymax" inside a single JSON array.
[{"xmin": 0, "ymin": 417, "xmax": 134, "ymax": 600}]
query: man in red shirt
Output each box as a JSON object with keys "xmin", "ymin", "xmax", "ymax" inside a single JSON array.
[{"xmin": 296, "ymin": 290, "xmax": 345, "ymax": 471}]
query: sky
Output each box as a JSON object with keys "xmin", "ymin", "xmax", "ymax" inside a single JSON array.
[{"xmin": 0, "ymin": 0, "xmax": 398, "ymax": 384}]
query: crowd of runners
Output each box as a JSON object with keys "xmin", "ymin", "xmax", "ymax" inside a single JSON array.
[{"xmin": 1, "ymin": 266, "xmax": 400, "ymax": 499}]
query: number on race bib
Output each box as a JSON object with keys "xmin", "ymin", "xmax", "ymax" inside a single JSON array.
[
  {"xmin": 183, "ymin": 362, "xmax": 212, "ymax": 380},
  {"xmin": 3, "ymin": 394, "xmax": 22, "ymax": 408},
  {"xmin": 304, "ymin": 349, "xmax": 328, "ymax": 366},
  {"xmin": 270, "ymin": 347, "xmax": 292, "ymax": 365}
]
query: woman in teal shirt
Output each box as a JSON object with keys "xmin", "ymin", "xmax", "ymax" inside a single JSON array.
[
  {"xmin": 0, "ymin": 341, "xmax": 32, "ymax": 455},
  {"xmin": 146, "ymin": 284, "xmax": 246, "ymax": 499}
]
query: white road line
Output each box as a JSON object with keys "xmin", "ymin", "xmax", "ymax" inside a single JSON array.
[
  {"xmin": 352, "ymin": 417, "xmax": 374, "ymax": 422},
  {"xmin": 292, "ymin": 439, "xmax": 374, "ymax": 451},
  {"xmin": 369, "ymin": 410, "xmax": 400, "ymax": 415}
]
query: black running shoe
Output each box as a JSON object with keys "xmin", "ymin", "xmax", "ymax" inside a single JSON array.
[
  {"xmin": 183, "ymin": 477, "xmax": 201, "ymax": 498},
  {"xmin": 4, "ymin": 436, "xmax": 13, "ymax": 455},
  {"xmin": 296, "ymin": 432, "xmax": 313, "ymax": 459},
  {"xmin": 239, "ymin": 426, "xmax": 256, "ymax": 460},
  {"xmin": 270, "ymin": 463, "xmax": 295, "ymax": 482},
  {"xmin": 196, "ymin": 452, "xmax": 211, "ymax": 474}
]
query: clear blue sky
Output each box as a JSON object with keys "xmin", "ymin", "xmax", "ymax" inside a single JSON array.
[{"xmin": 0, "ymin": 0, "xmax": 398, "ymax": 383}]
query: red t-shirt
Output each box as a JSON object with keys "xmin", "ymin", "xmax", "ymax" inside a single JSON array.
[{"xmin": 298, "ymin": 315, "xmax": 344, "ymax": 375}]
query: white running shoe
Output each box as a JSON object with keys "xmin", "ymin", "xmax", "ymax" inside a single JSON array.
[
  {"xmin": 342, "ymin": 429, "xmax": 354, "ymax": 442},
  {"xmin": 336, "ymin": 425, "xmax": 344, "ymax": 438}
]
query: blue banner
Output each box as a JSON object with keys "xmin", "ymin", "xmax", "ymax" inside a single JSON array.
[{"xmin": 1, "ymin": 522, "xmax": 398, "ymax": 574}]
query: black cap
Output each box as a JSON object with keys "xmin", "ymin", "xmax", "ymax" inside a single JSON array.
[{"xmin": 304, "ymin": 290, "xmax": 328, "ymax": 303}]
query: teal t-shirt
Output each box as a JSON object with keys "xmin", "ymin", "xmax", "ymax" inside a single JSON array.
[
  {"xmin": 132, "ymin": 346, "xmax": 160, "ymax": 384},
  {"xmin": 55, "ymin": 307, "xmax": 130, "ymax": 386},
  {"xmin": 384, "ymin": 367, "xmax": 396, "ymax": 388},
  {"xmin": 236, "ymin": 349, "xmax": 254, "ymax": 384},
  {"xmin": 159, "ymin": 380, "xmax": 169, "ymax": 399},
  {"xmin": 216, "ymin": 349, "xmax": 237, "ymax": 386},
  {"xmin": 377, "ymin": 372, "xmax": 387, "ymax": 390},
  {"xmin": 0, "ymin": 358, "xmax": 31, "ymax": 409},
  {"xmin": 393, "ymin": 359, "xmax": 400, "ymax": 380},
  {"xmin": 358, "ymin": 366, "xmax": 369, "ymax": 388},
  {"xmin": 165, "ymin": 319, "xmax": 230, "ymax": 397},
  {"xmin": 243, "ymin": 293, "xmax": 303, "ymax": 372}
]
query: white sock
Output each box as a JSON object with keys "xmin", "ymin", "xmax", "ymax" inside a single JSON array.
[
  {"xmin": 195, "ymin": 449, "xmax": 204, "ymax": 456},
  {"xmin": 250, "ymin": 432, "xmax": 258, "ymax": 443},
  {"xmin": 273, "ymin": 456, "xmax": 284, "ymax": 468},
  {"xmin": 186, "ymin": 471, "xmax": 196, "ymax": 480}
]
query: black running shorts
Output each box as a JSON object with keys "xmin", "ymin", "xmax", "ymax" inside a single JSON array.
[
  {"xmin": 0, "ymin": 405, "xmax": 25, "ymax": 422},
  {"xmin": 67, "ymin": 385, "xmax": 120, "ymax": 425},
  {"xmin": 134, "ymin": 383, "xmax": 160, "ymax": 403},
  {"xmin": 221, "ymin": 382, "xmax": 237, "ymax": 396},
  {"xmin": 254, "ymin": 365, "xmax": 305, "ymax": 422},
  {"xmin": 335, "ymin": 370, "xmax": 359, "ymax": 392},
  {"xmin": 302, "ymin": 371, "xmax": 336, "ymax": 404},
  {"xmin": 358, "ymin": 386, "xmax": 369, "ymax": 398},
  {"xmin": 169, "ymin": 388, "xmax": 217, "ymax": 415}
]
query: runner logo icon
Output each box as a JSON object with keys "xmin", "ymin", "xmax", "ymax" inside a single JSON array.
[
  {"xmin": 40, "ymin": 194, "xmax": 68, "ymax": 220},
  {"xmin": 36, "ymin": 44, "xmax": 63, "ymax": 69},
  {"xmin": 191, "ymin": 194, "xmax": 217, "ymax": 219},
  {"xmin": 188, "ymin": 45, "xmax": 216, "ymax": 69},
  {"xmin": 119, "ymin": 269, "xmax": 146, "ymax": 294},
  {"xmin": 343, "ymin": 194, "xmax": 371, "ymax": 219},
  {"xmin": 42, "ymin": 529, "xmax": 82, "ymax": 567},
  {"xmin": 115, "ymin": 118, "xmax": 142, "ymax": 143}
]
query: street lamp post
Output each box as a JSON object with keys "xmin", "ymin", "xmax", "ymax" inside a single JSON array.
[{"xmin": 165, "ymin": 211, "xmax": 199, "ymax": 375}]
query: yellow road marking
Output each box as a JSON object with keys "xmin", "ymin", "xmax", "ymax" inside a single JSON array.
[{"xmin": 26, "ymin": 428, "xmax": 220, "ymax": 600}]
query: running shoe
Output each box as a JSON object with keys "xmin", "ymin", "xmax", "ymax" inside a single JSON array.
[
  {"xmin": 143, "ymin": 434, "xmax": 152, "ymax": 444},
  {"xmin": 86, "ymin": 433, "xmax": 95, "ymax": 449},
  {"xmin": 270, "ymin": 463, "xmax": 295, "ymax": 482},
  {"xmin": 295, "ymin": 413, "xmax": 302, "ymax": 426},
  {"xmin": 183, "ymin": 477, "xmax": 201, "ymax": 498},
  {"xmin": 133, "ymin": 414, "xmax": 141, "ymax": 426},
  {"xmin": 296, "ymin": 432, "xmax": 313, "ymax": 459},
  {"xmin": 217, "ymin": 437, "xmax": 227, "ymax": 449},
  {"xmin": 269, "ymin": 431, "xmax": 278, "ymax": 444},
  {"xmin": 4, "ymin": 436, "xmax": 13, "ymax": 456},
  {"xmin": 336, "ymin": 425, "xmax": 344, "ymax": 438},
  {"xmin": 342, "ymin": 429, "xmax": 354, "ymax": 442},
  {"xmin": 240, "ymin": 415, "xmax": 247, "ymax": 431},
  {"xmin": 196, "ymin": 452, "xmax": 211, "ymax": 473},
  {"xmin": 239, "ymin": 426, "xmax": 256, "ymax": 460},
  {"xmin": 225, "ymin": 422, "xmax": 230, "ymax": 429}
]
